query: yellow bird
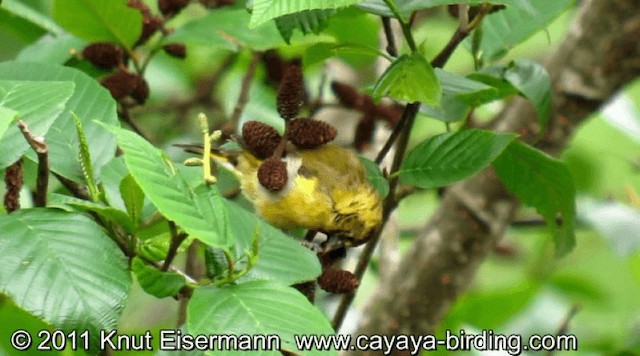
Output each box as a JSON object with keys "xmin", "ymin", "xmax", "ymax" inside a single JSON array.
[{"xmin": 185, "ymin": 142, "xmax": 383, "ymax": 248}]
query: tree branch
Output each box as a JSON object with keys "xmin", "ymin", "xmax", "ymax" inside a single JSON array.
[
  {"xmin": 354, "ymin": 0, "xmax": 640, "ymax": 339},
  {"xmin": 18, "ymin": 120, "xmax": 49, "ymax": 207}
]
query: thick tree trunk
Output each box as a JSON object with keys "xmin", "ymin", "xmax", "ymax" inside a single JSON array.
[{"xmin": 355, "ymin": 0, "xmax": 640, "ymax": 341}]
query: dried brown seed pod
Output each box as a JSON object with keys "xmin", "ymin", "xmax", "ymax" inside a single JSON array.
[
  {"xmin": 4, "ymin": 159, "xmax": 23, "ymax": 213},
  {"xmin": 288, "ymin": 118, "xmax": 337, "ymax": 149},
  {"xmin": 101, "ymin": 71, "xmax": 141, "ymax": 100},
  {"xmin": 158, "ymin": 0, "xmax": 189, "ymax": 17},
  {"xmin": 163, "ymin": 43, "xmax": 187, "ymax": 59},
  {"xmin": 318, "ymin": 268, "xmax": 359, "ymax": 294},
  {"xmin": 131, "ymin": 77, "xmax": 150, "ymax": 104},
  {"xmin": 257, "ymin": 157, "xmax": 288, "ymax": 191},
  {"xmin": 242, "ymin": 121, "xmax": 282, "ymax": 159},
  {"xmin": 82, "ymin": 42, "xmax": 123, "ymax": 70},
  {"xmin": 331, "ymin": 81, "xmax": 360, "ymax": 108},
  {"xmin": 277, "ymin": 64, "xmax": 305, "ymax": 120}
]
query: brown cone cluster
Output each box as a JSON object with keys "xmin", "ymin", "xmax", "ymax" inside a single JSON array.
[
  {"xmin": 242, "ymin": 121, "xmax": 282, "ymax": 159},
  {"xmin": 101, "ymin": 71, "xmax": 149, "ymax": 104},
  {"xmin": 257, "ymin": 157, "xmax": 288, "ymax": 191},
  {"xmin": 277, "ymin": 64, "xmax": 305, "ymax": 120},
  {"xmin": 318, "ymin": 268, "xmax": 359, "ymax": 294},
  {"xmin": 85, "ymin": 0, "xmax": 188, "ymax": 105},
  {"xmin": 243, "ymin": 62, "xmax": 341, "ymax": 192}
]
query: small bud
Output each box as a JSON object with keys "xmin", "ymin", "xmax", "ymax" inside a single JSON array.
[
  {"xmin": 257, "ymin": 157, "xmax": 288, "ymax": 191},
  {"xmin": 318, "ymin": 268, "xmax": 359, "ymax": 294},
  {"xmin": 101, "ymin": 71, "xmax": 141, "ymax": 100},
  {"xmin": 205, "ymin": 176, "xmax": 217, "ymax": 185},
  {"xmin": 209, "ymin": 130, "xmax": 222, "ymax": 143},
  {"xmin": 288, "ymin": 118, "xmax": 337, "ymax": 149},
  {"xmin": 277, "ymin": 64, "xmax": 305, "ymax": 120},
  {"xmin": 158, "ymin": 0, "xmax": 190, "ymax": 17},
  {"xmin": 183, "ymin": 158, "xmax": 203, "ymax": 166},
  {"xmin": 82, "ymin": 42, "xmax": 123, "ymax": 70},
  {"xmin": 242, "ymin": 121, "xmax": 282, "ymax": 159},
  {"xmin": 163, "ymin": 43, "xmax": 187, "ymax": 59},
  {"xmin": 198, "ymin": 113, "xmax": 209, "ymax": 133}
]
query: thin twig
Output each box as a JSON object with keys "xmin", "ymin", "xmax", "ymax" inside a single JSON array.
[
  {"xmin": 177, "ymin": 241, "xmax": 201, "ymax": 327},
  {"xmin": 333, "ymin": 102, "xmax": 420, "ymax": 330},
  {"xmin": 229, "ymin": 51, "xmax": 263, "ymax": 131},
  {"xmin": 382, "ymin": 17, "xmax": 398, "ymax": 57},
  {"xmin": 161, "ymin": 221, "xmax": 189, "ymax": 271},
  {"xmin": 17, "ymin": 120, "xmax": 49, "ymax": 207},
  {"xmin": 546, "ymin": 304, "xmax": 580, "ymax": 356},
  {"xmin": 118, "ymin": 105, "xmax": 153, "ymax": 141}
]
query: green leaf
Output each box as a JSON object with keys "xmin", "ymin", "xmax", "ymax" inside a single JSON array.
[
  {"xmin": 420, "ymin": 69, "xmax": 500, "ymax": 122},
  {"xmin": 360, "ymin": 157, "xmax": 389, "ymax": 198},
  {"xmin": 469, "ymin": 0, "xmax": 572, "ymax": 63},
  {"xmin": 131, "ymin": 257, "xmax": 186, "ymax": 299},
  {"xmin": 373, "ymin": 53, "xmax": 441, "ymax": 105},
  {"xmin": 275, "ymin": 9, "xmax": 335, "ymax": 44},
  {"xmin": 493, "ymin": 140, "xmax": 576, "ymax": 256},
  {"xmin": 48, "ymin": 193, "xmax": 136, "ymax": 234},
  {"xmin": 120, "ymin": 174, "xmax": 145, "ymax": 225},
  {"xmin": 503, "ymin": 60, "xmax": 552, "ymax": 130},
  {"xmin": 0, "ymin": 209, "xmax": 131, "ymax": 345},
  {"xmin": 304, "ymin": 42, "xmax": 389, "ymax": 67},
  {"xmin": 166, "ymin": 8, "xmax": 284, "ymax": 51},
  {"xmin": 102, "ymin": 124, "xmax": 231, "ymax": 249},
  {"xmin": 52, "ymin": 0, "xmax": 142, "ymax": 49},
  {"xmin": 470, "ymin": 60, "xmax": 552, "ymax": 130},
  {"xmin": 0, "ymin": 106, "xmax": 18, "ymax": 140},
  {"xmin": 249, "ymin": 0, "xmax": 361, "ymax": 28},
  {"xmin": 0, "ymin": 61, "xmax": 119, "ymax": 182},
  {"xmin": 2, "ymin": 0, "xmax": 64, "ymax": 35},
  {"xmin": 225, "ymin": 201, "xmax": 322, "ymax": 285},
  {"xmin": 400, "ymin": 129, "xmax": 516, "ymax": 189},
  {"xmin": 188, "ymin": 280, "xmax": 335, "ymax": 355},
  {"xmin": 0, "ymin": 80, "xmax": 75, "ymax": 171},
  {"xmin": 16, "ymin": 33, "xmax": 86, "ymax": 66}
]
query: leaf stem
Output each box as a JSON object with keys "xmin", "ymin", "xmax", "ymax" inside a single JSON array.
[
  {"xmin": 383, "ymin": 0, "xmax": 417, "ymax": 53},
  {"xmin": 161, "ymin": 221, "xmax": 188, "ymax": 271}
]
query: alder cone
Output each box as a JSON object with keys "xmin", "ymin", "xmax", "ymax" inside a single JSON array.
[
  {"xmin": 277, "ymin": 65, "xmax": 304, "ymax": 119},
  {"xmin": 288, "ymin": 118, "xmax": 337, "ymax": 149},
  {"xmin": 101, "ymin": 71, "xmax": 141, "ymax": 100},
  {"xmin": 257, "ymin": 157, "xmax": 288, "ymax": 191},
  {"xmin": 318, "ymin": 268, "xmax": 359, "ymax": 294},
  {"xmin": 82, "ymin": 43, "xmax": 123, "ymax": 70},
  {"xmin": 242, "ymin": 121, "xmax": 282, "ymax": 159}
]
